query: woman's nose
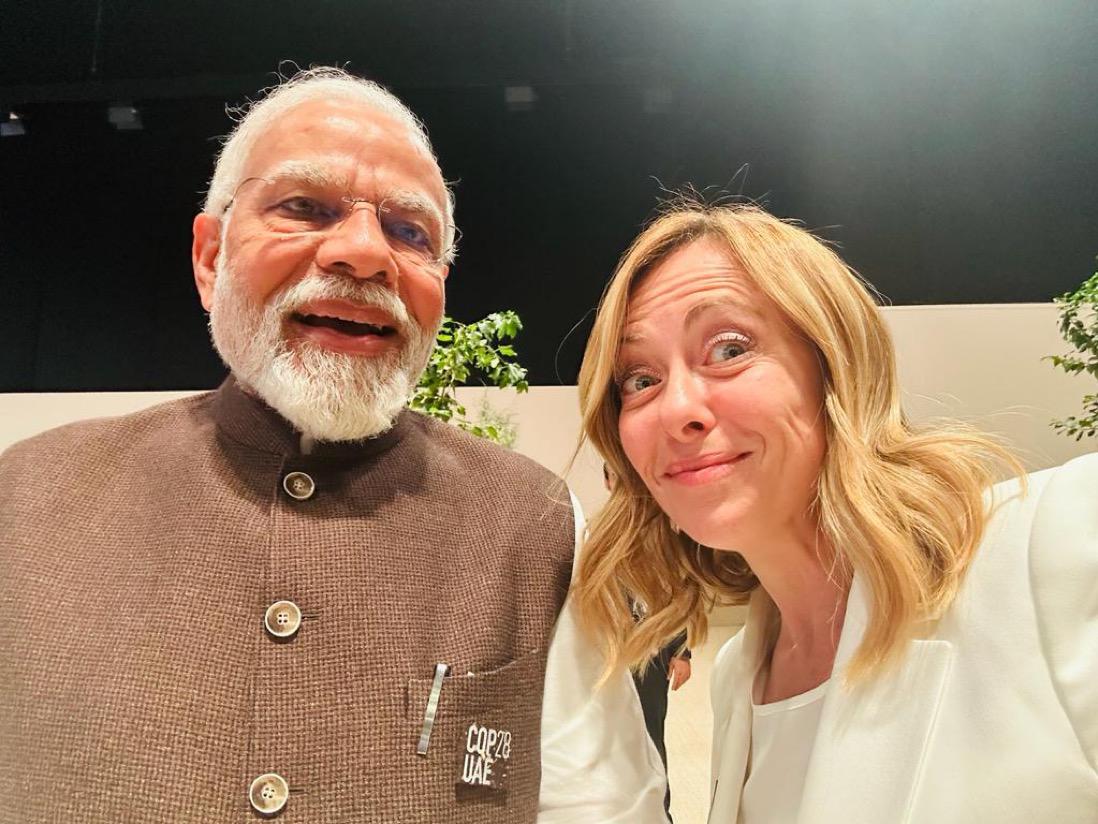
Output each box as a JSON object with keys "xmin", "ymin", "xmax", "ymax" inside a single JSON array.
[{"xmin": 658, "ymin": 367, "xmax": 716, "ymax": 442}]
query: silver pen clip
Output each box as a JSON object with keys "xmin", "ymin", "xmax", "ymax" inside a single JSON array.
[{"xmin": 416, "ymin": 662, "xmax": 450, "ymax": 756}]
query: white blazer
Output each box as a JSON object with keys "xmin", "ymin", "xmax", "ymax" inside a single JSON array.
[{"xmin": 708, "ymin": 453, "xmax": 1098, "ymax": 824}]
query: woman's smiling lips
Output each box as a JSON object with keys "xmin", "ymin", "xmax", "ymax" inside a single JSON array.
[{"xmin": 663, "ymin": 452, "xmax": 751, "ymax": 486}]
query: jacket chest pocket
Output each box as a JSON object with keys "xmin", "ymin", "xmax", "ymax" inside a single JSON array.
[{"xmin": 406, "ymin": 649, "xmax": 545, "ymax": 807}]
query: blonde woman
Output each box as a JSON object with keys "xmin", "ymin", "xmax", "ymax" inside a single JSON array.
[{"xmin": 574, "ymin": 202, "xmax": 1098, "ymax": 823}]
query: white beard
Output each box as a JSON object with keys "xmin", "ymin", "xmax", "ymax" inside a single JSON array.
[{"xmin": 208, "ymin": 256, "xmax": 438, "ymax": 442}]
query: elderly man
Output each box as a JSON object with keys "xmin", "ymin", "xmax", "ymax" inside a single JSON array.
[{"xmin": 0, "ymin": 68, "xmax": 666, "ymax": 823}]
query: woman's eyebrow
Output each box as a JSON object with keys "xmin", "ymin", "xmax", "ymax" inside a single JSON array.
[{"xmin": 683, "ymin": 297, "xmax": 763, "ymax": 329}]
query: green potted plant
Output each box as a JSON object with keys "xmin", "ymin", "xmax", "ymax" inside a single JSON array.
[
  {"xmin": 411, "ymin": 310, "xmax": 528, "ymax": 445},
  {"xmin": 1047, "ymin": 265, "xmax": 1098, "ymax": 441}
]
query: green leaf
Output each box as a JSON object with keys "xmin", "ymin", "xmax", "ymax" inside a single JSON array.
[
  {"xmin": 414, "ymin": 309, "xmax": 532, "ymax": 445},
  {"xmin": 1048, "ymin": 264, "xmax": 1098, "ymax": 440}
]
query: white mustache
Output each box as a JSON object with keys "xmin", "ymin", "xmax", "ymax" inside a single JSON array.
[{"xmin": 271, "ymin": 276, "xmax": 414, "ymax": 337}]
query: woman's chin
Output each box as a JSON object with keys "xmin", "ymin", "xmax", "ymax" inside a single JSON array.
[
  {"xmin": 675, "ymin": 506, "xmax": 757, "ymax": 552},
  {"xmin": 678, "ymin": 523, "xmax": 748, "ymax": 554}
]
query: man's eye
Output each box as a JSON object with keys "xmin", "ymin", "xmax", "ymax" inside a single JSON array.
[
  {"xmin": 277, "ymin": 197, "xmax": 334, "ymax": 220},
  {"xmin": 382, "ymin": 216, "xmax": 433, "ymax": 251}
]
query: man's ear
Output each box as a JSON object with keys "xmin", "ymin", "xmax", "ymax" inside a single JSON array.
[
  {"xmin": 439, "ymin": 264, "xmax": 450, "ymax": 282},
  {"xmin": 192, "ymin": 213, "xmax": 221, "ymax": 311}
]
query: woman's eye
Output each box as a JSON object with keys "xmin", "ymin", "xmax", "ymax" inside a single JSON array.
[
  {"xmin": 620, "ymin": 372, "xmax": 660, "ymax": 395},
  {"xmin": 709, "ymin": 335, "xmax": 750, "ymax": 363}
]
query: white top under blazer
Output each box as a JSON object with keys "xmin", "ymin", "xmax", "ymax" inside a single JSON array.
[
  {"xmin": 708, "ymin": 453, "xmax": 1098, "ymax": 824},
  {"xmin": 738, "ymin": 680, "xmax": 829, "ymax": 823}
]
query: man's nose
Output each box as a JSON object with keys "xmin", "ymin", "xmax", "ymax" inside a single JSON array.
[
  {"xmin": 314, "ymin": 204, "xmax": 396, "ymax": 285},
  {"xmin": 658, "ymin": 367, "xmax": 716, "ymax": 442}
]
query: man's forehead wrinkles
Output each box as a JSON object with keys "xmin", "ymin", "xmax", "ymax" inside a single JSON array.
[
  {"xmin": 339, "ymin": 122, "xmax": 447, "ymax": 204},
  {"xmin": 264, "ymin": 159, "xmax": 352, "ymax": 188}
]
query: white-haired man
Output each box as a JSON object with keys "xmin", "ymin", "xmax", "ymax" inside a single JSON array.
[{"xmin": 0, "ymin": 68, "xmax": 667, "ymax": 823}]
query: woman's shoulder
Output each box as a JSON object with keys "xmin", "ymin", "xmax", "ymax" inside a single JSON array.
[
  {"xmin": 972, "ymin": 455, "xmax": 1098, "ymax": 627},
  {"xmin": 1025, "ymin": 451, "xmax": 1098, "ymax": 609},
  {"xmin": 989, "ymin": 453, "xmax": 1098, "ymax": 574},
  {"xmin": 990, "ymin": 451, "xmax": 1098, "ymax": 507},
  {"xmin": 1031, "ymin": 451, "xmax": 1098, "ymax": 501},
  {"xmin": 980, "ymin": 453, "xmax": 1097, "ymax": 567},
  {"xmin": 1017, "ymin": 453, "xmax": 1098, "ymax": 768}
]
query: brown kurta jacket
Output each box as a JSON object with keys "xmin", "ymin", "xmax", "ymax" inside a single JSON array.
[{"xmin": 0, "ymin": 379, "xmax": 575, "ymax": 823}]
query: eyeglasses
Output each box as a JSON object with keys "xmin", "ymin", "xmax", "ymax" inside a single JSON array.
[{"xmin": 223, "ymin": 176, "xmax": 458, "ymax": 270}]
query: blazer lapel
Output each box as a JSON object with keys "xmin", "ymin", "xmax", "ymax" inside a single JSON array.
[
  {"xmin": 707, "ymin": 591, "xmax": 774, "ymax": 823},
  {"xmin": 798, "ymin": 577, "xmax": 954, "ymax": 824}
]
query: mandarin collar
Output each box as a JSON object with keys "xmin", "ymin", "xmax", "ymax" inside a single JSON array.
[{"xmin": 210, "ymin": 376, "xmax": 408, "ymax": 462}]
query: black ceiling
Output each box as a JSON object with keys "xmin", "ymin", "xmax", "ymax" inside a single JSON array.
[{"xmin": 2, "ymin": 1, "xmax": 1097, "ymax": 390}]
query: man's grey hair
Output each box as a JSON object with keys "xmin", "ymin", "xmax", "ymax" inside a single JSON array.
[{"xmin": 203, "ymin": 66, "xmax": 456, "ymax": 262}]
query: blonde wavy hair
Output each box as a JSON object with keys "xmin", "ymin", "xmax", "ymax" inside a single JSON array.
[{"xmin": 574, "ymin": 201, "xmax": 1021, "ymax": 682}]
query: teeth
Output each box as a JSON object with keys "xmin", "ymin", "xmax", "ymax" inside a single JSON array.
[
  {"xmin": 318, "ymin": 314, "xmax": 376, "ymax": 327},
  {"xmin": 294, "ymin": 313, "xmax": 391, "ymax": 336}
]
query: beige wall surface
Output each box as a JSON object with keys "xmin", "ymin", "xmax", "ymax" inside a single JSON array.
[
  {"xmin": 885, "ymin": 303, "xmax": 1093, "ymax": 470},
  {"xmin": 3, "ymin": 304, "xmax": 1094, "ymax": 521}
]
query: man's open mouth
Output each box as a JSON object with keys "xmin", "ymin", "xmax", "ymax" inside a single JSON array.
[{"xmin": 291, "ymin": 312, "xmax": 397, "ymax": 338}]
